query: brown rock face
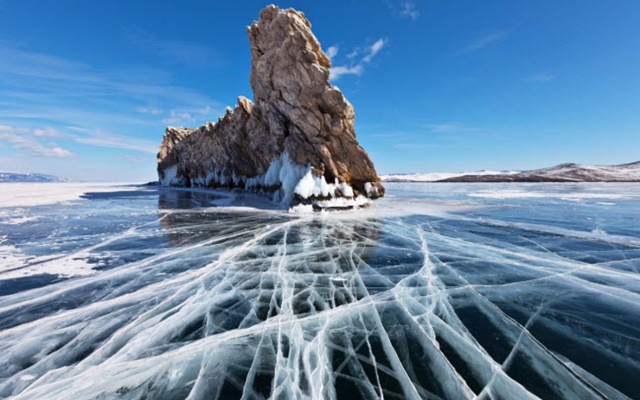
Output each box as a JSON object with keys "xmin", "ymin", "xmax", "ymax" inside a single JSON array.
[{"xmin": 157, "ymin": 5, "xmax": 384, "ymax": 205}]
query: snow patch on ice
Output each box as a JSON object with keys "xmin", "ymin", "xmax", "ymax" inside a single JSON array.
[
  {"xmin": 313, "ymin": 195, "xmax": 371, "ymax": 209},
  {"xmin": 288, "ymin": 204, "xmax": 314, "ymax": 214},
  {"xmin": 0, "ymin": 182, "xmax": 141, "ymax": 208},
  {"xmin": 0, "ymin": 209, "xmax": 40, "ymax": 225},
  {"xmin": 468, "ymin": 189, "xmax": 630, "ymax": 201},
  {"xmin": 0, "ymin": 243, "xmax": 102, "ymax": 279}
]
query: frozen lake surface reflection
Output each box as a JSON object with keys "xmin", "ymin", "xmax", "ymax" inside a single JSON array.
[{"xmin": 1, "ymin": 182, "xmax": 639, "ymax": 399}]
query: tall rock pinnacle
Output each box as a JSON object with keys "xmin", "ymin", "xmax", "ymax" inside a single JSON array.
[{"xmin": 157, "ymin": 5, "xmax": 384, "ymax": 207}]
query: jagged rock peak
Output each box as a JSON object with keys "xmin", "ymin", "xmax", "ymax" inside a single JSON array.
[{"xmin": 157, "ymin": 5, "xmax": 384, "ymax": 208}]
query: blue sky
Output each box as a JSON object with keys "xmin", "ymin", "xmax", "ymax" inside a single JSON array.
[{"xmin": 1, "ymin": 0, "xmax": 639, "ymax": 181}]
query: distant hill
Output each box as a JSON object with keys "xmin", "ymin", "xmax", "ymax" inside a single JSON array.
[
  {"xmin": 382, "ymin": 170, "xmax": 521, "ymax": 182},
  {"xmin": 0, "ymin": 172, "xmax": 69, "ymax": 183},
  {"xmin": 381, "ymin": 161, "xmax": 640, "ymax": 183}
]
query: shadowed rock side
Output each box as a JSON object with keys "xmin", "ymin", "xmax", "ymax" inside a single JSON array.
[{"xmin": 157, "ymin": 5, "xmax": 384, "ymax": 207}]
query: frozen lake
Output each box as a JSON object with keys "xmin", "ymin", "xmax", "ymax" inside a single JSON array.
[{"xmin": 0, "ymin": 182, "xmax": 639, "ymax": 399}]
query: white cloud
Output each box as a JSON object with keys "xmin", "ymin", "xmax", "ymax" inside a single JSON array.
[
  {"xmin": 0, "ymin": 126, "xmax": 73, "ymax": 158},
  {"xmin": 363, "ymin": 39, "xmax": 385, "ymax": 63},
  {"xmin": 346, "ymin": 50, "xmax": 359, "ymax": 59},
  {"xmin": 136, "ymin": 107, "xmax": 163, "ymax": 115},
  {"xmin": 330, "ymin": 39, "xmax": 386, "ymax": 81},
  {"xmin": 162, "ymin": 106, "xmax": 214, "ymax": 125},
  {"xmin": 162, "ymin": 110, "xmax": 194, "ymax": 125},
  {"xmin": 2, "ymin": 122, "xmax": 161, "ymax": 156},
  {"xmin": 0, "ymin": 43, "xmax": 221, "ymax": 132},
  {"xmin": 0, "ymin": 125, "xmax": 28, "ymax": 134},
  {"xmin": 33, "ymin": 127, "xmax": 65, "ymax": 138},
  {"xmin": 326, "ymin": 46, "xmax": 339, "ymax": 61},
  {"xmin": 427, "ymin": 123, "xmax": 484, "ymax": 134},
  {"xmin": 70, "ymin": 128, "xmax": 158, "ymax": 154},
  {"xmin": 329, "ymin": 65, "xmax": 364, "ymax": 80},
  {"xmin": 399, "ymin": 1, "xmax": 420, "ymax": 21},
  {"xmin": 387, "ymin": 1, "xmax": 420, "ymax": 20},
  {"xmin": 47, "ymin": 148, "xmax": 72, "ymax": 157}
]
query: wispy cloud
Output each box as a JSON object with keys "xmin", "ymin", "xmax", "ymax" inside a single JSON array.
[
  {"xmin": 525, "ymin": 73, "xmax": 557, "ymax": 82},
  {"xmin": 0, "ymin": 38, "xmax": 225, "ymax": 181},
  {"xmin": 426, "ymin": 123, "xmax": 484, "ymax": 134},
  {"xmin": 0, "ymin": 43, "xmax": 94, "ymax": 82},
  {"xmin": 124, "ymin": 30, "xmax": 226, "ymax": 68},
  {"xmin": 362, "ymin": 39, "xmax": 385, "ymax": 63},
  {"xmin": 0, "ymin": 125, "xmax": 73, "ymax": 158},
  {"xmin": 33, "ymin": 127, "xmax": 65, "ymax": 138},
  {"xmin": 136, "ymin": 107, "xmax": 163, "ymax": 115},
  {"xmin": 162, "ymin": 106, "xmax": 214, "ymax": 125},
  {"xmin": 399, "ymin": 1, "xmax": 420, "ymax": 20},
  {"xmin": 330, "ymin": 39, "xmax": 387, "ymax": 81},
  {"xmin": 0, "ymin": 125, "xmax": 28, "ymax": 134},
  {"xmin": 1, "ymin": 122, "xmax": 159, "ymax": 156},
  {"xmin": 393, "ymin": 143, "xmax": 440, "ymax": 151},
  {"xmin": 69, "ymin": 127, "xmax": 158, "ymax": 154},
  {"xmin": 387, "ymin": 1, "xmax": 420, "ymax": 20},
  {"xmin": 326, "ymin": 46, "xmax": 339, "ymax": 61},
  {"xmin": 0, "ymin": 43, "xmax": 221, "ymax": 140},
  {"xmin": 162, "ymin": 110, "xmax": 194, "ymax": 125},
  {"xmin": 329, "ymin": 65, "xmax": 364, "ymax": 80},
  {"xmin": 457, "ymin": 31, "xmax": 510, "ymax": 55}
]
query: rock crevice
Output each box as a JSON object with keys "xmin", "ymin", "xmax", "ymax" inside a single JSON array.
[{"xmin": 157, "ymin": 5, "xmax": 384, "ymax": 206}]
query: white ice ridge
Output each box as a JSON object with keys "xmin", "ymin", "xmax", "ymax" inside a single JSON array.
[
  {"xmin": 160, "ymin": 152, "xmax": 376, "ymax": 208},
  {"xmin": 1, "ymin": 206, "xmax": 638, "ymax": 399}
]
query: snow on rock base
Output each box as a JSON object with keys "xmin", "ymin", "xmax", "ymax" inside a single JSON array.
[{"xmin": 160, "ymin": 153, "xmax": 376, "ymax": 210}]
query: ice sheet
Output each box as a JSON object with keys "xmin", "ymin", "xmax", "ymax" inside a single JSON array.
[{"xmin": 0, "ymin": 182, "xmax": 638, "ymax": 399}]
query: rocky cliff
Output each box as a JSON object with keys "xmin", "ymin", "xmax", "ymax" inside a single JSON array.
[{"xmin": 157, "ymin": 5, "xmax": 384, "ymax": 207}]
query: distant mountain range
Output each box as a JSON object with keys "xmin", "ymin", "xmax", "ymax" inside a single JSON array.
[
  {"xmin": 381, "ymin": 161, "xmax": 640, "ymax": 183},
  {"xmin": 0, "ymin": 172, "xmax": 69, "ymax": 183}
]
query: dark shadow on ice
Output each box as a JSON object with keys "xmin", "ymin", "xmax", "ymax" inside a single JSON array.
[
  {"xmin": 0, "ymin": 274, "xmax": 68, "ymax": 297},
  {"xmin": 158, "ymin": 189, "xmax": 226, "ymax": 210},
  {"xmin": 157, "ymin": 187, "xmax": 284, "ymax": 211}
]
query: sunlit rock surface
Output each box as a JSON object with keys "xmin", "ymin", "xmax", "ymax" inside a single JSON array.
[
  {"xmin": 157, "ymin": 5, "xmax": 384, "ymax": 207},
  {"xmin": 1, "ymin": 182, "xmax": 639, "ymax": 399}
]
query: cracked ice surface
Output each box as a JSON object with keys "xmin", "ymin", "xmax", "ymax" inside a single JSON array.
[{"xmin": 1, "ymin": 183, "xmax": 640, "ymax": 399}]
